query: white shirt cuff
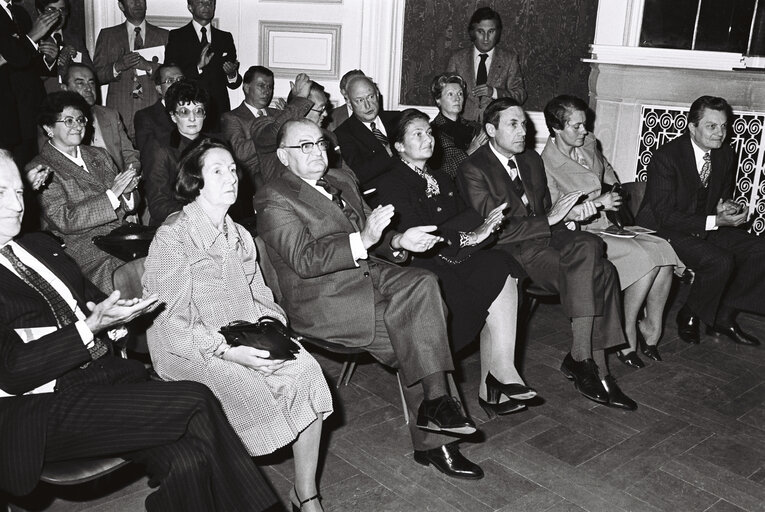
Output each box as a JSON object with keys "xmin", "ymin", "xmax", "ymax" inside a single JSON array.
[
  {"xmin": 112, "ymin": 64, "xmax": 121, "ymax": 78},
  {"xmin": 75, "ymin": 319, "xmax": 95, "ymax": 347},
  {"xmin": 349, "ymin": 232, "xmax": 367, "ymax": 265},
  {"xmin": 106, "ymin": 190, "xmax": 121, "ymax": 209},
  {"xmin": 705, "ymin": 215, "xmax": 719, "ymax": 231},
  {"xmin": 123, "ymin": 192, "xmax": 135, "ymax": 210},
  {"xmin": 491, "ymin": 87, "xmax": 498, "ymax": 99},
  {"xmin": 227, "ymin": 74, "xmax": 238, "ymax": 83}
]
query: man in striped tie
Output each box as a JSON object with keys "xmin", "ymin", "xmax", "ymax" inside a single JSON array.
[
  {"xmin": 0, "ymin": 150, "xmax": 277, "ymax": 511},
  {"xmin": 334, "ymin": 75, "xmax": 399, "ymax": 189},
  {"xmin": 458, "ymin": 97, "xmax": 637, "ymax": 411}
]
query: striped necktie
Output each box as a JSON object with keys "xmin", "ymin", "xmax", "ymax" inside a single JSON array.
[
  {"xmin": 508, "ymin": 158, "xmax": 531, "ymax": 214},
  {"xmin": 370, "ymin": 122, "xmax": 392, "ymax": 156}
]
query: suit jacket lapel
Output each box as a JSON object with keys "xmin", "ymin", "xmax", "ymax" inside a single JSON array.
[
  {"xmin": 14, "ymin": 239, "xmax": 87, "ymax": 309},
  {"xmin": 324, "ymin": 171, "xmax": 364, "ymax": 230},
  {"xmin": 347, "ymin": 115, "xmax": 384, "ymax": 152},
  {"xmin": 487, "ymin": 49, "xmax": 503, "ymax": 84},
  {"xmin": 145, "ymin": 23, "xmax": 164, "ymax": 47},
  {"xmin": 41, "ymin": 143, "xmax": 102, "ymax": 189},
  {"xmin": 516, "ymin": 153, "xmax": 539, "ymax": 215},
  {"xmin": 285, "ymin": 172, "xmax": 356, "ymax": 231}
]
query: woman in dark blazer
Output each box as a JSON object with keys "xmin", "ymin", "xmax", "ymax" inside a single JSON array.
[
  {"xmin": 142, "ymin": 80, "xmax": 208, "ymax": 226},
  {"xmin": 373, "ymin": 108, "xmax": 536, "ymax": 416}
]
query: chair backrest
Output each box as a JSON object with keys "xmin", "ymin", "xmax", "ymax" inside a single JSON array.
[
  {"xmin": 254, "ymin": 236, "xmax": 284, "ymax": 303},
  {"xmin": 113, "ymin": 257, "xmax": 146, "ymax": 299},
  {"xmin": 621, "ymin": 181, "xmax": 647, "ymax": 218}
]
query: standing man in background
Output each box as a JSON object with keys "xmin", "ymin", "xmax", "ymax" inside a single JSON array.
[
  {"xmin": 165, "ymin": 0, "xmax": 242, "ymax": 131},
  {"xmin": 94, "ymin": 0, "xmax": 168, "ymax": 141},
  {"xmin": 447, "ymin": 6, "xmax": 526, "ymax": 122}
]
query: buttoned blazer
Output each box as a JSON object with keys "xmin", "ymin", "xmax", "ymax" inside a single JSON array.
[
  {"xmin": 254, "ymin": 167, "xmax": 404, "ymax": 345},
  {"xmin": 446, "ymin": 46, "xmax": 527, "ymax": 121},
  {"xmin": 333, "ymin": 110, "xmax": 399, "ymax": 188},
  {"xmin": 635, "ymin": 132, "xmax": 736, "ymax": 239},
  {"xmin": 541, "ymin": 134, "xmax": 619, "ymax": 231},
  {"xmin": 0, "ymin": 233, "xmax": 101, "ymax": 496},
  {"xmin": 90, "ymin": 105, "xmax": 141, "ymax": 172},
  {"xmin": 31, "ymin": 143, "xmax": 134, "ymax": 269},
  {"xmin": 134, "ymin": 100, "xmax": 173, "ymax": 154},
  {"xmin": 0, "ymin": 5, "xmax": 47, "ymax": 147},
  {"xmin": 457, "ymin": 144, "xmax": 552, "ymax": 252},
  {"xmin": 165, "ymin": 22, "xmax": 243, "ymax": 121},
  {"xmin": 93, "ymin": 21, "xmax": 169, "ymax": 138}
]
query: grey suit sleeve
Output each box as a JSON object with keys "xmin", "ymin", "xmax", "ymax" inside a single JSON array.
[{"xmin": 495, "ymin": 52, "xmax": 527, "ymax": 105}]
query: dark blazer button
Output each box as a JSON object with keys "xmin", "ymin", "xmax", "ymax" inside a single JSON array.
[{"xmin": 364, "ymin": 271, "xmax": 370, "ymax": 277}]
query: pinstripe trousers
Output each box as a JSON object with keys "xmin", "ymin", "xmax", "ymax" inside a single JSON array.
[{"xmin": 43, "ymin": 358, "xmax": 277, "ymax": 512}]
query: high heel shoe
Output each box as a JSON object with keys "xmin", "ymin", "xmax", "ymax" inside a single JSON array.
[
  {"xmin": 478, "ymin": 396, "xmax": 525, "ymax": 418},
  {"xmin": 616, "ymin": 350, "xmax": 645, "ymax": 369},
  {"xmin": 291, "ymin": 486, "xmax": 321, "ymax": 512},
  {"xmin": 637, "ymin": 325, "xmax": 662, "ymax": 361},
  {"xmin": 485, "ymin": 372, "xmax": 537, "ymax": 401}
]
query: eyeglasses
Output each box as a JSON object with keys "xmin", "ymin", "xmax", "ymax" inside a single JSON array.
[
  {"xmin": 283, "ymin": 140, "xmax": 329, "ymax": 154},
  {"xmin": 175, "ymin": 107, "xmax": 206, "ymax": 118},
  {"xmin": 55, "ymin": 116, "xmax": 88, "ymax": 128},
  {"xmin": 310, "ymin": 106, "xmax": 327, "ymax": 114},
  {"xmin": 161, "ymin": 76, "xmax": 184, "ymax": 85},
  {"xmin": 42, "ymin": 6, "xmax": 69, "ymax": 15}
]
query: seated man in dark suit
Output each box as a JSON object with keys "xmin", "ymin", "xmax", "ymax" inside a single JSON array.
[
  {"xmin": 334, "ymin": 75, "xmax": 398, "ymax": 189},
  {"xmin": 134, "ymin": 63, "xmax": 184, "ymax": 154},
  {"xmin": 325, "ymin": 68, "xmax": 364, "ymax": 131},
  {"xmin": 255, "ymin": 119, "xmax": 484, "ymax": 481},
  {"xmin": 164, "ymin": 0, "xmax": 242, "ymax": 131},
  {"xmin": 0, "ymin": 149, "xmax": 277, "ymax": 511},
  {"xmin": 458, "ymin": 97, "xmax": 635, "ymax": 410},
  {"xmin": 636, "ymin": 95, "xmax": 765, "ymax": 346}
]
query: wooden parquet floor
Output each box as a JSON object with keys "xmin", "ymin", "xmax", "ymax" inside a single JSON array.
[{"xmin": 8, "ymin": 291, "xmax": 765, "ymax": 512}]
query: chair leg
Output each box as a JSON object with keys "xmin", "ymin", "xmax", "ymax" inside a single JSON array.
[
  {"xmin": 336, "ymin": 355, "xmax": 359, "ymax": 388},
  {"xmin": 337, "ymin": 361, "xmax": 350, "ymax": 389},
  {"xmin": 525, "ymin": 296, "xmax": 540, "ymax": 326},
  {"xmin": 396, "ymin": 372, "xmax": 409, "ymax": 425},
  {"xmin": 344, "ymin": 359, "xmax": 357, "ymax": 386}
]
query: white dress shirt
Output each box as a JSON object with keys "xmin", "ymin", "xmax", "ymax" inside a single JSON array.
[
  {"xmin": 362, "ymin": 116, "xmax": 388, "ymax": 137},
  {"xmin": 472, "ymin": 46, "xmax": 499, "ymax": 99},
  {"xmin": 244, "ymin": 101, "xmax": 267, "ymax": 118},
  {"xmin": 690, "ymin": 138, "xmax": 718, "ymax": 231}
]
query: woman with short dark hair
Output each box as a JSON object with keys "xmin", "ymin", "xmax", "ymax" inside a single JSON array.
[
  {"xmin": 429, "ymin": 73, "xmax": 488, "ymax": 179},
  {"xmin": 145, "ymin": 140, "xmax": 332, "ymax": 512},
  {"xmin": 142, "ymin": 79, "xmax": 209, "ymax": 225},
  {"xmin": 373, "ymin": 108, "xmax": 537, "ymax": 417}
]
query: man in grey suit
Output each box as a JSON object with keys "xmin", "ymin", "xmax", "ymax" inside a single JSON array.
[
  {"xmin": 255, "ymin": 119, "xmax": 485, "ymax": 480},
  {"xmin": 61, "ymin": 63, "xmax": 140, "ymax": 173},
  {"xmin": 93, "ymin": 0, "xmax": 168, "ymax": 141},
  {"xmin": 447, "ymin": 6, "xmax": 526, "ymax": 122}
]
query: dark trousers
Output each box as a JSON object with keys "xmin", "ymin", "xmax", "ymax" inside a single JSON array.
[
  {"xmin": 364, "ymin": 263, "xmax": 459, "ymax": 451},
  {"xmin": 502, "ymin": 229, "xmax": 625, "ymax": 351},
  {"xmin": 668, "ymin": 227, "xmax": 765, "ymax": 325},
  {"xmin": 44, "ymin": 358, "xmax": 277, "ymax": 512}
]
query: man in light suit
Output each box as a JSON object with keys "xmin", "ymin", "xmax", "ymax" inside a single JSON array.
[
  {"xmin": 165, "ymin": 0, "xmax": 242, "ymax": 131},
  {"xmin": 0, "ymin": 150, "xmax": 277, "ymax": 511},
  {"xmin": 334, "ymin": 75, "xmax": 398, "ymax": 189},
  {"xmin": 325, "ymin": 68, "xmax": 364, "ymax": 131},
  {"xmin": 133, "ymin": 63, "xmax": 183, "ymax": 154},
  {"xmin": 93, "ymin": 0, "xmax": 168, "ymax": 141},
  {"xmin": 458, "ymin": 97, "xmax": 636, "ymax": 410},
  {"xmin": 61, "ymin": 63, "xmax": 140, "ymax": 173},
  {"xmin": 447, "ymin": 7, "xmax": 526, "ymax": 122},
  {"xmin": 636, "ymin": 95, "xmax": 764, "ymax": 346},
  {"xmin": 255, "ymin": 119, "xmax": 484, "ymax": 480}
]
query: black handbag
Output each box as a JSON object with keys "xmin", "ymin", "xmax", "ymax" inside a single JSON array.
[
  {"xmin": 602, "ymin": 182, "xmax": 635, "ymax": 229},
  {"xmin": 219, "ymin": 316, "xmax": 300, "ymax": 360}
]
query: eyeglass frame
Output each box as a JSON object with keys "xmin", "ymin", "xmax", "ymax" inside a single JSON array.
[
  {"xmin": 55, "ymin": 116, "xmax": 89, "ymax": 128},
  {"xmin": 282, "ymin": 139, "xmax": 329, "ymax": 154},
  {"xmin": 160, "ymin": 76, "xmax": 184, "ymax": 85},
  {"xmin": 174, "ymin": 106, "xmax": 207, "ymax": 118}
]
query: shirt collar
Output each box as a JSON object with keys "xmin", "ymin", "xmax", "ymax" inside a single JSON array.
[
  {"xmin": 183, "ymin": 200, "xmax": 240, "ymax": 251},
  {"xmin": 126, "ymin": 19, "xmax": 147, "ymax": 35},
  {"xmin": 362, "ymin": 116, "xmax": 385, "ymax": 134},
  {"xmin": 473, "ymin": 46, "xmax": 496, "ymax": 60},
  {"xmin": 689, "ymin": 136, "xmax": 709, "ymax": 168},
  {"xmin": 488, "ymin": 140, "xmax": 517, "ymax": 170},
  {"xmin": 192, "ymin": 19, "xmax": 211, "ymax": 42},
  {"xmin": 49, "ymin": 141, "xmax": 84, "ymax": 165},
  {"xmin": 243, "ymin": 101, "xmax": 265, "ymax": 117}
]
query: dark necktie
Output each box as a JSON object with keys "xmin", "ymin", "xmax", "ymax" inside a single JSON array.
[
  {"xmin": 700, "ymin": 152, "xmax": 711, "ymax": 187},
  {"xmin": 0, "ymin": 245, "xmax": 108, "ymax": 361},
  {"xmin": 200, "ymin": 26, "xmax": 209, "ymax": 46},
  {"xmin": 316, "ymin": 177, "xmax": 361, "ymax": 227},
  {"xmin": 476, "ymin": 53, "xmax": 488, "ymax": 86},
  {"xmin": 134, "ymin": 26, "xmax": 143, "ymax": 50},
  {"xmin": 370, "ymin": 122, "xmax": 392, "ymax": 156},
  {"xmin": 508, "ymin": 159, "xmax": 531, "ymax": 214}
]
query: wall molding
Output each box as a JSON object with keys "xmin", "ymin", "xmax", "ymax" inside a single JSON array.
[{"xmin": 259, "ymin": 21, "xmax": 341, "ymax": 80}]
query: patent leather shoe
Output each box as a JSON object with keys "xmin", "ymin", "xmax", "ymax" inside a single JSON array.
[
  {"xmin": 485, "ymin": 372, "xmax": 537, "ymax": 400},
  {"xmin": 414, "ymin": 443, "xmax": 484, "ymax": 480},
  {"xmin": 560, "ymin": 353, "xmax": 608, "ymax": 403},
  {"xmin": 706, "ymin": 323, "xmax": 761, "ymax": 346},
  {"xmin": 637, "ymin": 328, "xmax": 662, "ymax": 361},
  {"xmin": 676, "ymin": 306, "xmax": 700, "ymax": 344},
  {"xmin": 601, "ymin": 375, "xmax": 637, "ymax": 411},
  {"xmin": 416, "ymin": 395, "xmax": 477, "ymax": 435},
  {"xmin": 616, "ymin": 351, "xmax": 645, "ymax": 369},
  {"xmin": 478, "ymin": 397, "xmax": 525, "ymax": 418}
]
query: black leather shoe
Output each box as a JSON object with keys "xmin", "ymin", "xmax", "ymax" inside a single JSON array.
[
  {"xmin": 478, "ymin": 397, "xmax": 526, "ymax": 418},
  {"xmin": 416, "ymin": 395, "xmax": 477, "ymax": 435},
  {"xmin": 560, "ymin": 353, "xmax": 608, "ymax": 403},
  {"xmin": 414, "ymin": 443, "xmax": 484, "ymax": 480},
  {"xmin": 637, "ymin": 328, "xmax": 662, "ymax": 361},
  {"xmin": 601, "ymin": 375, "xmax": 637, "ymax": 411},
  {"xmin": 485, "ymin": 372, "xmax": 537, "ymax": 400},
  {"xmin": 616, "ymin": 351, "xmax": 645, "ymax": 369},
  {"xmin": 706, "ymin": 323, "xmax": 761, "ymax": 346},
  {"xmin": 676, "ymin": 306, "xmax": 700, "ymax": 344}
]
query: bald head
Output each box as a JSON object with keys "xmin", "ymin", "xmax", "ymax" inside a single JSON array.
[
  {"xmin": 276, "ymin": 120, "xmax": 329, "ymax": 180},
  {"xmin": 0, "ymin": 150, "xmax": 24, "ymax": 245},
  {"xmin": 346, "ymin": 76, "xmax": 380, "ymax": 123}
]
